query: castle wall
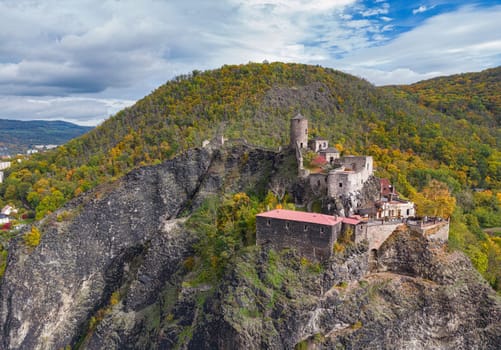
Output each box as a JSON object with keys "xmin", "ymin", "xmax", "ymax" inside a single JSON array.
[
  {"xmin": 256, "ymin": 216, "xmax": 340, "ymax": 261},
  {"xmin": 308, "ymin": 173, "xmax": 328, "ymax": 195},
  {"xmin": 366, "ymin": 222, "xmax": 402, "ymax": 250},
  {"xmin": 327, "ymin": 156, "xmax": 373, "ymax": 197},
  {"xmin": 339, "ymin": 156, "xmax": 373, "ymax": 182},
  {"xmin": 342, "ymin": 222, "xmax": 368, "ymax": 244},
  {"xmin": 327, "ymin": 171, "xmax": 363, "ymax": 196},
  {"xmin": 408, "ymin": 221, "xmax": 449, "ymax": 242}
]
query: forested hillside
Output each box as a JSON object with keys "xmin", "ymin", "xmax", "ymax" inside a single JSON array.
[
  {"xmin": 1, "ymin": 62, "xmax": 499, "ymax": 290},
  {"xmin": 0, "ymin": 119, "xmax": 92, "ymax": 155},
  {"xmin": 386, "ymin": 67, "xmax": 501, "ymax": 128}
]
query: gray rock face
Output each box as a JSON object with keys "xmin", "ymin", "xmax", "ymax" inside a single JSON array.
[
  {"xmin": 189, "ymin": 229, "xmax": 501, "ymax": 350},
  {"xmin": 0, "ymin": 144, "xmax": 279, "ymax": 350}
]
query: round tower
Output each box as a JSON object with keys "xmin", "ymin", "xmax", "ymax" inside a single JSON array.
[{"xmin": 290, "ymin": 113, "xmax": 308, "ymax": 148}]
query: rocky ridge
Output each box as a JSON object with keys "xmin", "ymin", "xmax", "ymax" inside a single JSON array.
[
  {"xmin": 0, "ymin": 144, "xmax": 279, "ymax": 349},
  {"xmin": 190, "ymin": 228, "xmax": 501, "ymax": 349}
]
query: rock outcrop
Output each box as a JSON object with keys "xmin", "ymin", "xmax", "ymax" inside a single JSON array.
[
  {"xmin": 0, "ymin": 144, "xmax": 279, "ymax": 349},
  {"xmin": 190, "ymin": 228, "xmax": 501, "ymax": 350}
]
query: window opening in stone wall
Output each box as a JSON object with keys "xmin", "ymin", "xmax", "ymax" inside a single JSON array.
[
  {"xmin": 320, "ymin": 227, "xmax": 324, "ymax": 233},
  {"xmin": 267, "ymin": 219, "xmax": 271, "ymax": 226},
  {"xmin": 285, "ymin": 222, "xmax": 289, "ymax": 229},
  {"xmin": 339, "ymin": 182, "xmax": 343, "ymax": 188},
  {"xmin": 304, "ymin": 225, "xmax": 308, "ymax": 231}
]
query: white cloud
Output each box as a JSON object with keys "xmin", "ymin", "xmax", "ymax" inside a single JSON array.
[
  {"xmin": 0, "ymin": 1, "xmax": 499, "ymax": 125},
  {"xmin": 0, "ymin": 96, "xmax": 134, "ymax": 126},
  {"xmin": 413, "ymin": 5, "xmax": 428, "ymax": 15},
  {"xmin": 362, "ymin": 3, "xmax": 389, "ymax": 17},
  {"xmin": 336, "ymin": 5, "xmax": 501, "ymax": 85}
]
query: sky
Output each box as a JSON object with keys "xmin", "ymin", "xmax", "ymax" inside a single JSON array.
[{"xmin": 0, "ymin": 0, "xmax": 500, "ymax": 126}]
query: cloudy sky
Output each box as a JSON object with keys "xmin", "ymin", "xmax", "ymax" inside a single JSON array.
[{"xmin": 1, "ymin": 0, "xmax": 500, "ymax": 126}]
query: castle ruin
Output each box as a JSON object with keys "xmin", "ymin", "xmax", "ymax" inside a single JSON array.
[
  {"xmin": 255, "ymin": 114, "xmax": 449, "ymax": 262},
  {"xmin": 290, "ymin": 113, "xmax": 374, "ymax": 198}
]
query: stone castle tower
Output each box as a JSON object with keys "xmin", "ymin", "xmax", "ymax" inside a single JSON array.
[{"xmin": 290, "ymin": 113, "xmax": 308, "ymax": 149}]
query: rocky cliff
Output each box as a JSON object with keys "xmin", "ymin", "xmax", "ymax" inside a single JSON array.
[
  {"xmin": 0, "ymin": 144, "xmax": 500, "ymax": 350},
  {"xmin": 189, "ymin": 227, "xmax": 501, "ymax": 350},
  {"xmin": 0, "ymin": 144, "xmax": 279, "ymax": 349}
]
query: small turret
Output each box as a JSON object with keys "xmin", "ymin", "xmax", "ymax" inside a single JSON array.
[{"xmin": 290, "ymin": 113, "xmax": 308, "ymax": 149}]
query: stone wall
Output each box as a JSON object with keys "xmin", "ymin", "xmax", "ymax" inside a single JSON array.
[
  {"xmin": 366, "ymin": 222, "xmax": 403, "ymax": 250},
  {"xmin": 328, "ymin": 171, "xmax": 362, "ymax": 196},
  {"xmin": 256, "ymin": 216, "xmax": 341, "ymax": 261},
  {"xmin": 340, "ymin": 156, "xmax": 373, "ymax": 181},
  {"xmin": 342, "ymin": 222, "xmax": 368, "ymax": 244},
  {"xmin": 308, "ymin": 173, "xmax": 328, "ymax": 195},
  {"xmin": 408, "ymin": 221, "xmax": 449, "ymax": 242},
  {"xmin": 327, "ymin": 156, "xmax": 373, "ymax": 197}
]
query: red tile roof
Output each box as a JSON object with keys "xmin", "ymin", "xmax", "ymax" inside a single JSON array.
[
  {"xmin": 341, "ymin": 217, "xmax": 362, "ymax": 225},
  {"xmin": 257, "ymin": 209, "xmax": 342, "ymax": 226}
]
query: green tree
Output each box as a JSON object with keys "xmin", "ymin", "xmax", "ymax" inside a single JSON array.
[{"xmin": 36, "ymin": 190, "xmax": 65, "ymax": 220}]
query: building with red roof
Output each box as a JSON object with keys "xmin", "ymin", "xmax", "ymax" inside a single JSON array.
[
  {"xmin": 256, "ymin": 209, "xmax": 369, "ymax": 261},
  {"xmin": 256, "ymin": 209, "xmax": 343, "ymax": 260}
]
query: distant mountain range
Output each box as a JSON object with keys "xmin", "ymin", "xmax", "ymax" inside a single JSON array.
[{"xmin": 0, "ymin": 119, "xmax": 92, "ymax": 155}]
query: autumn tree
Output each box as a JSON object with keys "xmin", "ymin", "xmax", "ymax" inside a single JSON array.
[{"xmin": 412, "ymin": 179, "xmax": 456, "ymax": 218}]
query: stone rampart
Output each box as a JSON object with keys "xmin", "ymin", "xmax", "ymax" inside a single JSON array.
[
  {"xmin": 408, "ymin": 221, "xmax": 449, "ymax": 242},
  {"xmin": 366, "ymin": 222, "xmax": 403, "ymax": 250}
]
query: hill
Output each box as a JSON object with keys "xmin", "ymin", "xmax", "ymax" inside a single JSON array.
[
  {"xmin": 385, "ymin": 66, "xmax": 501, "ymax": 128},
  {"xmin": 0, "ymin": 119, "xmax": 92, "ymax": 155},
  {"xmin": 0, "ymin": 62, "xmax": 499, "ymax": 290}
]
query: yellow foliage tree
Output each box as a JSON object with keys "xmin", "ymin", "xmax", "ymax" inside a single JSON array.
[
  {"xmin": 412, "ymin": 179, "xmax": 456, "ymax": 218},
  {"xmin": 24, "ymin": 226, "xmax": 41, "ymax": 247}
]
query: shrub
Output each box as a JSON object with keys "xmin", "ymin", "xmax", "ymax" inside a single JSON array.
[{"xmin": 24, "ymin": 226, "xmax": 41, "ymax": 247}]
